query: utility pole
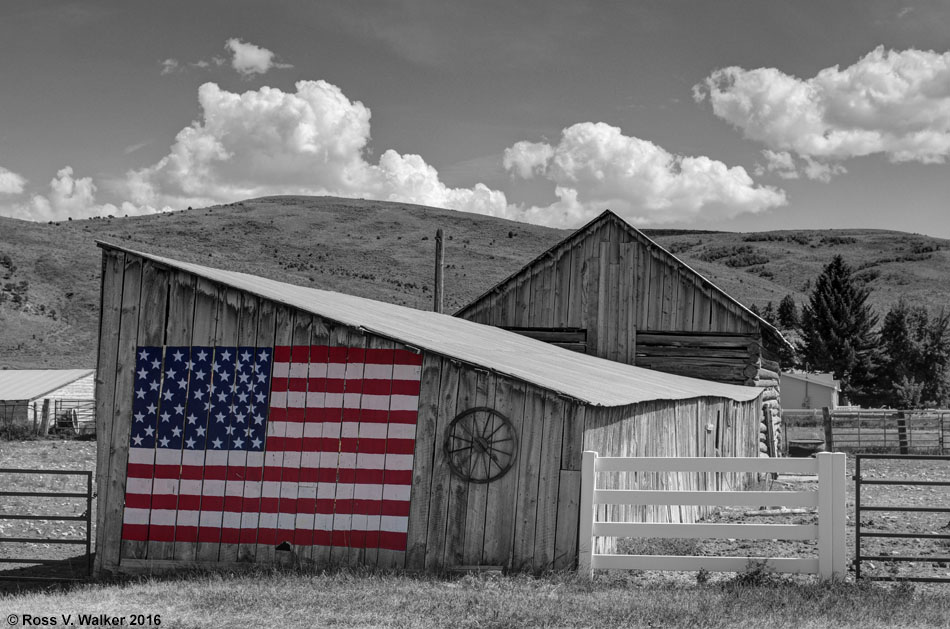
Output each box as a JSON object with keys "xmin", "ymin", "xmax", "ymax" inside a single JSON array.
[{"xmin": 434, "ymin": 228, "xmax": 444, "ymax": 313}]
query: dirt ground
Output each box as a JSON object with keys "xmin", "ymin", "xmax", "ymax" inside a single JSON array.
[{"xmin": 2, "ymin": 440, "xmax": 949, "ymax": 588}]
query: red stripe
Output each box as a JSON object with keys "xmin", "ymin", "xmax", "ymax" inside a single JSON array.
[
  {"xmin": 175, "ymin": 526, "xmax": 197, "ymax": 542},
  {"xmin": 122, "ymin": 523, "xmax": 148, "ymax": 541},
  {"xmin": 274, "ymin": 346, "xmax": 292, "ymax": 362},
  {"xmin": 291, "ymin": 346, "xmax": 309, "ymax": 362},
  {"xmin": 147, "ymin": 524, "xmax": 175, "ymax": 542}
]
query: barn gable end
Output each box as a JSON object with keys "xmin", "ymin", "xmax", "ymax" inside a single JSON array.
[{"xmin": 455, "ymin": 210, "xmax": 785, "ymax": 455}]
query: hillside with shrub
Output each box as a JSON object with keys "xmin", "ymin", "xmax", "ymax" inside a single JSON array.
[{"xmin": 2, "ymin": 196, "xmax": 949, "ymax": 369}]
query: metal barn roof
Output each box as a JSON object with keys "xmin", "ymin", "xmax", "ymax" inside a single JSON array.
[
  {"xmin": 101, "ymin": 244, "xmax": 762, "ymax": 407},
  {"xmin": 0, "ymin": 369, "xmax": 94, "ymax": 402}
]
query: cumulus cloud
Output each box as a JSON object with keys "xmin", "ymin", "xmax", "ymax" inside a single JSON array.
[
  {"xmin": 0, "ymin": 166, "xmax": 157, "ymax": 221},
  {"xmin": 753, "ymin": 150, "xmax": 846, "ymax": 182},
  {"xmin": 502, "ymin": 122, "xmax": 786, "ymax": 227},
  {"xmin": 160, "ymin": 58, "xmax": 179, "ymax": 75},
  {"xmin": 695, "ymin": 47, "xmax": 950, "ymax": 166},
  {"xmin": 0, "ymin": 166, "xmax": 26, "ymax": 194},
  {"xmin": 122, "ymin": 80, "xmax": 508, "ymax": 217},
  {"xmin": 225, "ymin": 38, "xmax": 292, "ymax": 76}
]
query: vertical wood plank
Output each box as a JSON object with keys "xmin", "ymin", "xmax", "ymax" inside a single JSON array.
[
  {"xmin": 555, "ymin": 247, "xmax": 573, "ymax": 327},
  {"xmin": 442, "ymin": 365, "xmax": 479, "ymax": 567},
  {"xmin": 93, "ymin": 250, "xmax": 124, "ymax": 575},
  {"xmin": 511, "ymin": 386, "xmax": 544, "ymax": 571},
  {"xmin": 100, "ymin": 254, "xmax": 142, "ymax": 573},
  {"xmin": 360, "ymin": 334, "xmax": 394, "ymax": 569},
  {"xmin": 593, "ymin": 242, "xmax": 608, "ymax": 358},
  {"xmin": 173, "ymin": 277, "xmax": 219, "ymax": 563},
  {"xmin": 148, "ymin": 271, "xmax": 196, "ymax": 562},
  {"xmin": 481, "ymin": 377, "xmax": 526, "ymax": 567},
  {"xmin": 606, "ymin": 262, "xmax": 620, "ymax": 361},
  {"xmin": 533, "ymin": 393, "xmax": 565, "ymax": 572},
  {"xmin": 405, "ymin": 354, "xmax": 444, "ymax": 569},
  {"xmin": 553, "ymin": 470, "xmax": 581, "ymax": 570},
  {"xmin": 284, "ymin": 314, "xmax": 313, "ymax": 564},
  {"xmin": 461, "ymin": 371, "xmax": 497, "ymax": 565},
  {"xmin": 423, "ymin": 360, "xmax": 462, "ymax": 570}
]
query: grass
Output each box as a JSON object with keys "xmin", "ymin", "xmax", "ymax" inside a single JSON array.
[
  {"xmin": 3, "ymin": 195, "xmax": 950, "ymax": 369},
  {"xmin": 2, "ymin": 568, "xmax": 950, "ymax": 628}
]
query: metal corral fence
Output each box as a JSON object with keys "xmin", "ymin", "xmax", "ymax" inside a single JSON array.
[
  {"xmin": 784, "ymin": 408, "xmax": 950, "ymax": 454},
  {"xmin": 0, "ymin": 399, "xmax": 96, "ymax": 436}
]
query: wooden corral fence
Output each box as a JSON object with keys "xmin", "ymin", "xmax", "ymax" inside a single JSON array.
[
  {"xmin": 578, "ymin": 451, "xmax": 848, "ymax": 579},
  {"xmin": 784, "ymin": 408, "xmax": 950, "ymax": 454}
]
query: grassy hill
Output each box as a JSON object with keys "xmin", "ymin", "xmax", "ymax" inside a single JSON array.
[{"xmin": 2, "ymin": 196, "xmax": 949, "ymax": 369}]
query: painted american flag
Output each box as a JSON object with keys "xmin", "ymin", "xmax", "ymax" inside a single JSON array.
[{"xmin": 122, "ymin": 344, "xmax": 422, "ymax": 551}]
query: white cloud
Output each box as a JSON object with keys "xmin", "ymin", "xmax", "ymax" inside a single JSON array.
[
  {"xmin": 0, "ymin": 166, "xmax": 158, "ymax": 221},
  {"xmin": 696, "ymin": 46, "xmax": 950, "ymax": 165},
  {"xmin": 160, "ymin": 58, "xmax": 179, "ymax": 75},
  {"xmin": 753, "ymin": 150, "xmax": 846, "ymax": 182},
  {"xmin": 502, "ymin": 122, "xmax": 786, "ymax": 227},
  {"xmin": 225, "ymin": 38, "xmax": 292, "ymax": 76},
  {"xmin": 0, "ymin": 166, "xmax": 26, "ymax": 194},
  {"xmin": 122, "ymin": 80, "xmax": 509, "ymax": 218}
]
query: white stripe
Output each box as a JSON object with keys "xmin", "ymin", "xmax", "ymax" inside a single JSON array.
[
  {"xmin": 228, "ymin": 451, "xmax": 247, "ymax": 465},
  {"xmin": 363, "ymin": 364, "xmax": 393, "ymax": 379},
  {"xmin": 388, "ymin": 424, "xmax": 416, "ymax": 440},
  {"xmin": 277, "ymin": 513, "xmax": 296, "ymax": 530},
  {"xmin": 344, "ymin": 363, "xmax": 364, "ymax": 379},
  {"xmin": 222, "ymin": 512, "xmax": 242, "ymax": 528},
  {"xmin": 393, "ymin": 365, "xmax": 422, "ymax": 380},
  {"xmin": 308, "ymin": 362, "xmax": 328, "ymax": 378},
  {"xmin": 269, "ymin": 391, "xmax": 288, "ymax": 407},
  {"xmin": 287, "ymin": 391, "xmax": 306, "ymax": 408},
  {"xmin": 358, "ymin": 394, "xmax": 391, "ymax": 411},
  {"xmin": 199, "ymin": 510, "xmax": 223, "ymax": 527},
  {"xmin": 149, "ymin": 509, "xmax": 177, "ymax": 526},
  {"xmin": 125, "ymin": 477, "xmax": 153, "ymax": 495},
  {"xmin": 296, "ymin": 513, "xmax": 315, "ymax": 529},
  {"xmin": 262, "ymin": 481, "xmax": 280, "ymax": 497},
  {"xmin": 155, "ymin": 449, "xmax": 181, "ymax": 465},
  {"xmin": 341, "ymin": 422, "xmax": 359, "ymax": 438},
  {"xmin": 353, "ymin": 484, "xmax": 383, "ymax": 500},
  {"xmin": 343, "ymin": 393, "xmax": 362, "ymax": 408},
  {"xmin": 332, "ymin": 513, "xmax": 353, "ymax": 530},
  {"xmin": 323, "ymin": 393, "xmax": 344, "ymax": 408},
  {"xmin": 280, "ymin": 483, "xmax": 297, "ymax": 499},
  {"xmin": 176, "ymin": 510, "xmax": 199, "ymax": 526},
  {"xmin": 390, "ymin": 395, "xmax": 420, "ymax": 411},
  {"xmin": 302, "ymin": 423, "xmax": 323, "ymax": 438},
  {"xmin": 264, "ymin": 451, "xmax": 283, "ymax": 467},
  {"xmin": 298, "ymin": 485, "xmax": 316, "ymax": 499},
  {"xmin": 283, "ymin": 452, "xmax": 302, "ymax": 468},
  {"xmin": 317, "ymin": 484, "xmax": 337, "ymax": 500},
  {"xmin": 128, "ymin": 448, "xmax": 155, "ymax": 465},
  {"xmin": 225, "ymin": 481, "xmax": 244, "ymax": 497},
  {"xmin": 239, "ymin": 512, "xmax": 259, "ymax": 529},
  {"xmin": 305, "ymin": 391, "xmax": 326, "ymax": 408},
  {"xmin": 354, "ymin": 453, "xmax": 385, "ymax": 470},
  {"xmin": 300, "ymin": 451, "xmax": 321, "ymax": 468},
  {"xmin": 338, "ymin": 452, "xmax": 356, "ymax": 470},
  {"xmin": 246, "ymin": 452, "xmax": 264, "ymax": 467},
  {"xmin": 321, "ymin": 423, "xmax": 341, "ymax": 438},
  {"xmin": 380, "ymin": 515, "xmax": 409, "ymax": 533},
  {"xmin": 258, "ymin": 512, "xmax": 278, "ymax": 529},
  {"xmin": 179, "ymin": 479, "xmax": 201, "ymax": 496},
  {"xmin": 243, "ymin": 481, "xmax": 262, "ymax": 498},
  {"xmin": 327, "ymin": 364, "xmax": 346, "ymax": 379},
  {"xmin": 204, "ymin": 451, "xmax": 228, "ymax": 467},
  {"xmin": 201, "ymin": 479, "xmax": 225, "ymax": 497},
  {"xmin": 152, "ymin": 478, "xmax": 179, "ymax": 495},
  {"xmin": 351, "ymin": 514, "xmax": 367, "ymax": 530},
  {"xmin": 272, "ymin": 362, "xmax": 290, "ymax": 378},
  {"xmin": 285, "ymin": 422, "xmax": 303, "ymax": 438},
  {"xmin": 123, "ymin": 508, "xmax": 150, "ymax": 525},
  {"xmin": 383, "ymin": 454, "xmax": 414, "ymax": 470},
  {"xmin": 314, "ymin": 513, "xmax": 334, "ymax": 530},
  {"xmin": 289, "ymin": 363, "xmax": 308, "ymax": 378},
  {"xmin": 182, "ymin": 450, "xmax": 205, "ymax": 467},
  {"xmin": 358, "ymin": 423, "xmax": 389, "ymax": 439},
  {"xmin": 382, "ymin": 484, "xmax": 411, "ymax": 501}
]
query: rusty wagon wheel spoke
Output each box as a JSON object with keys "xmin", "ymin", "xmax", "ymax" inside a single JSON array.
[{"xmin": 443, "ymin": 406, "xmax": 519, "ymax": 484}]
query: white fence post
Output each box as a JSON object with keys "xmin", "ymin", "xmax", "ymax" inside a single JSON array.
[
  {"xmin": 578, "ymin": 451, "xmax": 597, "ymax": 579},
  {"xmin": 831, "ymin": 452, "xmax": 847, "ymax": 577},
  {"xmin": 816, "ymin": 452, "xmax": 847, "ymax": 579}
]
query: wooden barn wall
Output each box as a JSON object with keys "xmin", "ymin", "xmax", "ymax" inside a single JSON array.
[
  {"xmin": 456, "ymin": 216, "xmax": 762, "ymax": 371},
  {"xmin": 95, "ymin": 249, "xmax": 586, "ymax": 575},
  {"xmin": 582, "ymin": 394, "xmax": 762, "ymax": 554}
]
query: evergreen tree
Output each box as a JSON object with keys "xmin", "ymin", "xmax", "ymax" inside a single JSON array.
[
  {"xmin": 798, "ymin": 255, "xmax": 878, "ymax": 404},
  {"xmin": 777, "ymin": 294, "xmax": 800, "ymax": 329},
  {"xmin": 873, "ymin": 301, "xmax": 950, "ymax": 408},
  {"xmin": 760, "ymin": 301, "xmax": 778, "ymax": 327}
]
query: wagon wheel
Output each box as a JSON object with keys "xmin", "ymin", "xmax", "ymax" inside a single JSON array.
[{"xmin": 443, "ymin": 406, "xmax": 518, "ymax": 484}]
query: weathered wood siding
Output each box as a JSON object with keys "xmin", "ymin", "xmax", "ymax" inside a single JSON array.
[{"xmin": 582, "ymin": 394, "xmax": 763, "ymax": 553}]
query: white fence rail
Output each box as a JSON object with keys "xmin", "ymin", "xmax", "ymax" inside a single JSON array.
[{"xmin": 578, "ymin": 451, "xmax": 847, "ymax": 579}]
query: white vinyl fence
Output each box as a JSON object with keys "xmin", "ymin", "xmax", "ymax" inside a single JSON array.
[{"xmin": 578, "ymin": 451, "xmax": 847, "ymax": 579}]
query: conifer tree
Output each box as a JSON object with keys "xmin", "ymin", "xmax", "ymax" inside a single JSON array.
[
  {"xmin": 777, "ymin": 294, "xmax": 800, "ymax": 329},
  {"xmin": 874, "ymin": 302, "xmax": 950, "ymax": 408},
  {"xmin": 798, "ymin": 255, "xmax": 878, "ymax": 403}
]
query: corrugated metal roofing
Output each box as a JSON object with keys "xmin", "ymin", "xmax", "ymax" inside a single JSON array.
[
  {"xmin": 101, "ymin": 244, "xmax": 762, "ymax": 406},
  {"xmin": 0, "ymin": 369, "xmax": 95, "ymax": 402}
]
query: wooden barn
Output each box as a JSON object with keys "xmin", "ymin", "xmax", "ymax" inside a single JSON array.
[
  {"xmin": 94, "ymin": 243, "xmax": 764, "ymax": 576},
  {"xmin": 456, "ymin": 210, "xmax": 788, "ymax": 456}
]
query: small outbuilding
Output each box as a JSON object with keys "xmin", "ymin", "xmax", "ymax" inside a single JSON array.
[
  {"xmin": 781, "ymin": 371, "xmax": 841, "ymax": 411},
  {"xmin": 456, "ymin": 210, "xmax": 788, "ymax": 455},
  {"xmin": 94, "ymin": 243, "xmax": 764, "ymax": 576},
  {"xmin": 0, "ymin": 368, "xmax": 94, "ymax": 429}
]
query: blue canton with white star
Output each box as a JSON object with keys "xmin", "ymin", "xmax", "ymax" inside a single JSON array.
[{"xmin": 130, "ymin": 345, "xmax": 273, "ymax": 451}]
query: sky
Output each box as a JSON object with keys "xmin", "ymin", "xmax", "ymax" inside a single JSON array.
[{"xmin": 1, "ymin": 0, "xmax": 949, "ymax": 236}]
